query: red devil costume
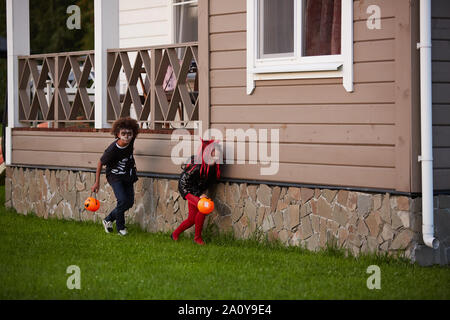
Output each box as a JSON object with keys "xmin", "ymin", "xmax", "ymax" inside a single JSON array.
[{"xmin": 171, "ymin": 139, "xmax": 221, "ymax": 245}]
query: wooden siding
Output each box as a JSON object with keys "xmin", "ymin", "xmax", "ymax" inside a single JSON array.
[
  {"xmin": 118, "ymin": 0, "xmax": 173, "ymax": 111},
  {"xmin": 208, "ymin": 0, "xmax": 411, "ymax": 191},
  {"xmin": 410, "ymin": 0, "xmax": 422, "ymax": 193},
  {"xmin": 11, "ymin": 0, "xmax": 448, "ymax": 193},
  {"xmin": 11, "ymin": 130, "xmax": 194, "ymax": 175},
  {"xmin": 432, "ymin": 0, "xmax": 450, "ymax": 190},
  {"xmin": 119, "ymin": 0, "xmax": 172, "ymax": 48}
]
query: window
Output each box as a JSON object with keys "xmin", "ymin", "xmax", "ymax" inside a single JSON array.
[
  {"xmin": 173, "ymin": 0, "xmax": 198, "ymax": 43},
  {"xmin": 258, "ymin": 0, "xmax": 295, "ymax": 58},
  {"xmin": 303, "ymin": 0, "xmax": 342, "ymax": 56},
  {"xmin": 247, "ymin": 0, "xmax": 353, "ymax": 94}
]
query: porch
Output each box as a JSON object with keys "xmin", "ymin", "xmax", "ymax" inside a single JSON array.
[
  {"xmin": 5, "ymin": 0, "xmax": 209, "ymax": 169},
  {"xmin": 16, "ymin": 43, "xmax": 200, "ymax": 129}
]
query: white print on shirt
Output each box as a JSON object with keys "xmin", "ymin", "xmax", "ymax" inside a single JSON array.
[{"xmin": 111, "ymin": 155, "xmax": 133, "ymax": 176}]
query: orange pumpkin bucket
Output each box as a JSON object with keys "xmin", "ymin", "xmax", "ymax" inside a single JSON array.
[
  {"xmin": 197, "ymin": 197, "xmax": 214, "ymax": 214},
  {"xmin": 84, "ymin": 194, "xmax": 100, "ymax": 212}
]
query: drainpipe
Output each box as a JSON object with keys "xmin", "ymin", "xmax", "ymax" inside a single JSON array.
[{"xmin": 418, "ymin": 0, "xmax": 439, "ymax": 249}]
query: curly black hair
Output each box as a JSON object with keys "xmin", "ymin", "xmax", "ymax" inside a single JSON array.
[{"xmin": 111, "ymin": 117, "xmax": 139, "ymax": 139}]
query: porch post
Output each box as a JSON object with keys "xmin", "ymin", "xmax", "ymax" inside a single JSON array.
[
  {"xmin": 94, "ymin": 0, "xmax": 119, "ymax": 129},
  {"xmin": 198, "ymin": 0, "xmax": 210, "ymax": 138},
  {"xmin": 6, "ymin": 0, "xmax": 30, "ymax": 165}
]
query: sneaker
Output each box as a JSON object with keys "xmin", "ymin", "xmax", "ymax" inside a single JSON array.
[
  {"xmin": 102, "ymin": 220, "xmax": 113, "ymax": 233},
  {"xmin": 118, "ymin": 228, "xmax": 128, "ymax": 236},
  {"xmin": 194, "ymin": 238, "xmax": 205, "ymax": 245}
]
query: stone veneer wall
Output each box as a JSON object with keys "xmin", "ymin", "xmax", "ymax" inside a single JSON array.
[{"xmin": 5, "ymin": 167, "xmax": 450, "ymax": 262}]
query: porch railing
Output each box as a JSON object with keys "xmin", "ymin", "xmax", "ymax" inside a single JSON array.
[
  {"xmin": 107, "ymin": 42, "xmax": 199, "ymax": 129},
  {"xmin": 17, "ymin": 42, "xmax": 199, "ymax": 129},
  {"xmin": 18, "ymin": 50, "xmax": 95, "ymax": 126}
]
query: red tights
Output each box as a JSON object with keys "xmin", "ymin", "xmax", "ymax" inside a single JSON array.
[{"xmin": 172, "ymin": 194, "xmax": 206, "ymax": 244}]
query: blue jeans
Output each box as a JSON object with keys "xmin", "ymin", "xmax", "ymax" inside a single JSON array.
[{"xmin": 105, "ymin": 180, "xmax": 134, "ymax": 231}]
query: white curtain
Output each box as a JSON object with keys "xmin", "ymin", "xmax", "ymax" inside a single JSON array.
[{"xmin": 260, "ymin": 0, "xmax": 294, "ymax": 56}]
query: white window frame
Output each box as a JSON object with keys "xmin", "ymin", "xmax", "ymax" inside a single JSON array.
[{"xmin": 246, "ymin": 0, "xmax": 353, "ymax": 94}]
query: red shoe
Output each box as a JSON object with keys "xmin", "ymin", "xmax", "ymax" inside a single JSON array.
[
  {"xmin": 194, "ymin": 238, "xmax": 205, "ymax": 245},
  {"xmin": 171, "ymin": 233, "xmax": 179, "ymax": 241}
]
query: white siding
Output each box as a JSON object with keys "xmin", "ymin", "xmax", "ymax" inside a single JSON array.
[
  {"xmin": 118, "ymin": 0, "xmax": 173, "ymax": 120},
  {"xmin": 119, "ymin": 0, "xmax": 173, "ymax": 48}
]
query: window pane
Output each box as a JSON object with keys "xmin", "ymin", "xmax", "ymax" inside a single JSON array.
[
  {"xmin": 259, "ymin": 0, "xmax": 294, "ymax": 57},
  {"xmin": 175, "ymin": 1, "xmax": 198, "ymax": 43},
  {"xmin": 303, "ymin": 0, "xmax": 341, "ymax": 56}
]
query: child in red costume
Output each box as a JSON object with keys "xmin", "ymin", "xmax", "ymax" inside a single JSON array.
[{"xmin": 171, "ymin": 139, "xmax": 221, "ymax": 245}]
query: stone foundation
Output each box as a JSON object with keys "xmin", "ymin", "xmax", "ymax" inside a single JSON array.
[{"xmin": 5, "ymin": 167, "xmax": 450, "ymax": 264}]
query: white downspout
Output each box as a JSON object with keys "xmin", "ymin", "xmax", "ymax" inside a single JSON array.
[{"xmin": 418, "ymin": 0, "xmax": 439, "ymax": 249}]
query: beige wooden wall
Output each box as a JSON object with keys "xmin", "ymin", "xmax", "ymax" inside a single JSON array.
[
  {"xmin": 11, "ymin": 0, "xmax": 449, "ymax": 193},
  {"xmin": 431, "ymin": 0, "xmax": 450, "ymax": 190},
  {"xmin": 11, "ymin": 130, "xmax": 190, "ymax": 175},
  {"xmin": 208, "ymin": 0, "xmax": 417, "ymax": 192}
]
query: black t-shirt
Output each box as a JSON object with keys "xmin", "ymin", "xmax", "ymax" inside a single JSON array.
[{"xmin": 100, "ymin": 138, "xmax": 138, "ymax": 184}]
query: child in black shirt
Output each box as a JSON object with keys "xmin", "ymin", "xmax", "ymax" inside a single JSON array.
[{"xmin": 91, "ymin": 117, "xmax": 139, "ymax": 235}]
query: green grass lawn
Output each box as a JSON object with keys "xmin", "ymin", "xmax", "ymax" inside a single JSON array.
[{"xmin": 0, "ymin": 186, "xmax": 449, "ymax": 300}]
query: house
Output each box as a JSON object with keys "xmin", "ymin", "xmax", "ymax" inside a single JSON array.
[{"xmin": 4, "ymin": 0, "xmax": 450, "ymax": 266}]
